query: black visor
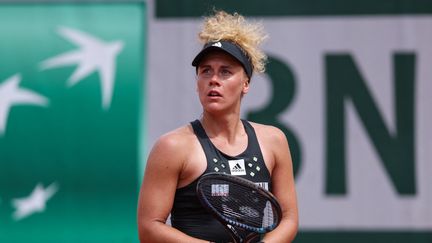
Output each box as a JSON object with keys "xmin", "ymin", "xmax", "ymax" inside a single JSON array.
[{"xmin": 192, "ymin": 40, "xmax": 253, "ymax": 78}]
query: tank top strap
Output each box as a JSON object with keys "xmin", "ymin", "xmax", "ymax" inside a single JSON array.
[
  {"xmin": 241, "ymin": 119, "xmax": 260, "ymax": 156},
  {"xmin": 190, "ymin": 119, "xmax": 221, "ymax": 172}
]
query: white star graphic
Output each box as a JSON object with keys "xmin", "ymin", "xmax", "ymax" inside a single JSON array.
[
  {"xmin": 39, "ymin": 26, "xmax": 124, "ymax": 110},
  {"xmin": 12, "ymin": 182, "xmax": 59, "ymax": 221},
  {"xmin": 0, "ymin": 74, "xmax": 49, "ymax": 135}
]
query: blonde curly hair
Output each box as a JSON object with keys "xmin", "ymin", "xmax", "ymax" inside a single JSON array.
[{"xmin": 197, "ymin": 10, "xmax": 268, "ymax": 75}]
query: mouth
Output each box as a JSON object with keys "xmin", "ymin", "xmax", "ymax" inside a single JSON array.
[{"xmin": 208, "ymin": 90, "xmax": 222, "ymax": 97}]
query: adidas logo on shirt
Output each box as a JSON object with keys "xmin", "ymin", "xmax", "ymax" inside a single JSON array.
[
  {"xmin": 233, "ymin": 163, "xmax": 242, "ymax": 170},
  {"xmin": 228, "ymin": 159, "xmax": 246, "ymax": 175}
]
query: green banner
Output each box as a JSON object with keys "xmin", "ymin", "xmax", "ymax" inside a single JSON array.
[
  {"xmin": 156, "ymin": 0, "xmax": 432, "ymax": 17},
  {"xmin": 0, "ymin": 3, "xmax": 145, "ymax": 242}
]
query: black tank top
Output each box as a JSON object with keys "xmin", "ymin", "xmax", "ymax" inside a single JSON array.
[{"xmin": 171, "ymin": 119, "xmax": 272, "ymax": 242}]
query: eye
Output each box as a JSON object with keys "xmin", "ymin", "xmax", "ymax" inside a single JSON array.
[
  {"xmin": 220, "ymin": 69, "xmax": 232, "ymax": 77},
  {"xmin": 198, "ymin": 67, "xmax": 213, "ymax": 79},
  {"xmin": 199, "ymin": 67, "xmax": 210, "ymax": 74}
]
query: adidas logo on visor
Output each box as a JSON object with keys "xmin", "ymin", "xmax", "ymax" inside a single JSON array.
[{"xmin": 212, "ymin": 42, "xmax": 222, "ymax": 47}]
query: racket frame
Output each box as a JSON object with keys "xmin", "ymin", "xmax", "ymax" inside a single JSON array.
[{"xmin": 196, "ymin": 172, "xmax": 282, "ymax": 243}]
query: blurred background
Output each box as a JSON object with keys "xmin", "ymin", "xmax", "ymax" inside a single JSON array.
[{"xmin": 0, "ymin": 0, "xmax": 431, "ymax": 242}]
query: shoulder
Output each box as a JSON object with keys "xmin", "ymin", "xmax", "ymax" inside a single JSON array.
[
  {"xmin": 144, "ymin": 123, "xmax": 199, "ymax": 176},
  {"xmin": 247, "ymin": 121, "xmax": 287, "ymax": 144},
  {"xmin": 152, "ymin": 124, "xmax": 196, "ymax": 153}
]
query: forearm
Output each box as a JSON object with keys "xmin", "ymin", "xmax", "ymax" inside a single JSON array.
[
  {"xmin": 261, "ymin": 218, "xmax": 298, "ymax": 243},
  {"xmin": 139, "ymin": 220, "xmax": 210, "ymax": 243}
]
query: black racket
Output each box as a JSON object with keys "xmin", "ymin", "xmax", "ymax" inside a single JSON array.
[{"xmin": 196, "ymin": 172, "xmax": 282, "ymax": 243}]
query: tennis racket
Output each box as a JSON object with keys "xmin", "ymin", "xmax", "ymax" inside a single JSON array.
[{"xmin": 196, "ymin": 172, "xmax": 282, "ymax": 243}]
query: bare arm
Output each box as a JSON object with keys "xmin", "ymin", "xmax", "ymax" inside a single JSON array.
[
  {"xmin": 261, "ymin": 127, "xmax": 299, "ymax": 242},
  {"xmin": 137, "ymin": 133, "xmax": 210, "ymax": 243}
]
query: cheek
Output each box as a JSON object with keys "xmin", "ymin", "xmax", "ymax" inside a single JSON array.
[
  {"xmin": 196, "ymin": 80, "xmax": 204, "ymax": 92},
  {"xmin": 196, "ymin": 81, "xmax": 207, "ymax": 100}
]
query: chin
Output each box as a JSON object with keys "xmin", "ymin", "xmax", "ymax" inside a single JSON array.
[{"xmin": 203, "ymin": 104, "xmax": 227, "ymax": 114}]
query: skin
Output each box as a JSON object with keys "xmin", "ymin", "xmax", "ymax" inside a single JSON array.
[{"xmin": 137, "ymin": 51, "xmax": 298, "ymax": 242}]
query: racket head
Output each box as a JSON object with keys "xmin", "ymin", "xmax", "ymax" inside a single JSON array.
[{"xmin": 196, "ymin": 172, "xmax": 282, "ymax": 234}]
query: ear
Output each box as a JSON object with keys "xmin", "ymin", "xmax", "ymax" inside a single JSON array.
[{"xmin": 242, "ymin": 79, "xmax": 250, "ymax": 94}]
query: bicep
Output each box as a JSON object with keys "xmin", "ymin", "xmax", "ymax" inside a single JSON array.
[{"xmin": 137, "ymin": 138, "xmax": 182, "ymax": 226}]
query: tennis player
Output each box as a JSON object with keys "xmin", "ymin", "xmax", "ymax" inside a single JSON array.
[{"xmin": 138, "ymin": 10, "xmax": 298, "ymax": 242}]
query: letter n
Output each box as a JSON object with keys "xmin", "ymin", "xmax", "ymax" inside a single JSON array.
[{"xmin": 325, "ymin": 53, "xmax": 416, "ymax": 195}]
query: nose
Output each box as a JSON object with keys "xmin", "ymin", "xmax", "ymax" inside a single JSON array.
[{"xmin": 209, "ymin": 73, "xmax": 221, "ymax": 86}]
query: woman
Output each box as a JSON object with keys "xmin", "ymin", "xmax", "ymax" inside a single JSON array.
[{"xmin": 138, "ymin": 10, "xmax": 298, "ymax": 242}]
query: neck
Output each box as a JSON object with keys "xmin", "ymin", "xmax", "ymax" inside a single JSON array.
[{"xmin": 200, "ymin": 111, "xmax": 244, "ymax": 144}]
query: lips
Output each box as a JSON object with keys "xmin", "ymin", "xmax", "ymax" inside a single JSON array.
[{"xmin": 208, "ymin": 90, "xmax": 222, "ymax": 97}]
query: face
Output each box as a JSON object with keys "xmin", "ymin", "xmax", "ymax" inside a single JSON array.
[{"xmin": 196, "ymin": 51, "xmax": 250, "ymax": 114}]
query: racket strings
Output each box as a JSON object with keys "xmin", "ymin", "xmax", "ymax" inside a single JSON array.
[{"xmin": 201, "ymin": 178, "xmax": 278, "ymax": 230}]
